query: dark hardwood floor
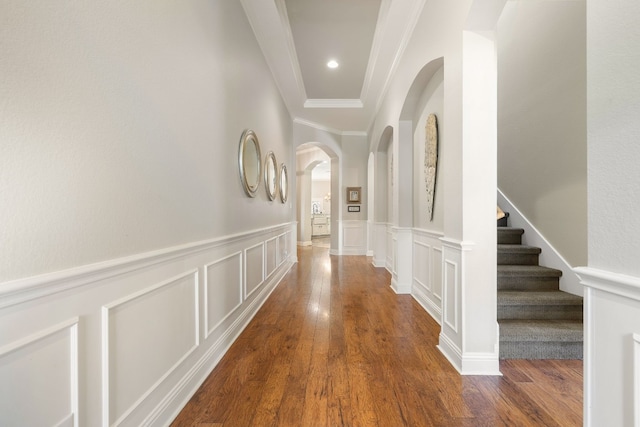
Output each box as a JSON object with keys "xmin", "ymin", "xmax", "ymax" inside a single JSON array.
[{"xmin": 172, "ymin": 242, "xmax": 582, "ymax": 426}]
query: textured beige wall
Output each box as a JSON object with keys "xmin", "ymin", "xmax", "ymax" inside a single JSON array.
[{"xmin": 497, "ymin": 0, "xmax": 587, "ymax": 266}]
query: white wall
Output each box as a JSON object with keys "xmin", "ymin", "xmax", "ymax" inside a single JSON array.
[
  {"xmin": 0, "ymin": 0, "xmax": 295, "ymax": 425},
  {"xmin": 497, "ymin": 0, "xmax": 587, "ymax": 267},
  {"xmin": 577, "ymin": 0, "xmax": 640, "ymax": 425},
  {"xmin": 0, "ymin": 0, "xmax": 294, "ymax": 283}
]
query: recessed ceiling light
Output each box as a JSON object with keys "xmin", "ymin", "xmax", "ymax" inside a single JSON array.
[{"xmin": 327, "ymin": 60, "xmax": 339, "ymax": 69}]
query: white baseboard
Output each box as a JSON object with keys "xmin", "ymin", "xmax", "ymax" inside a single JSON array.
[
  {"xmin": 498, "ymin": 189, "xmax": 583, "ymax": 296},
  {"xmin": 412, "ymin": 286, "xmax": 442, "ymax": 324},
  {"xmin": 438, "ymin": 333, "xmax": 501, "ymax": 376},
  {"xmin": 297, "ymin": 240, "xmax": 312, "ymax": 247},
  {"xmin": 372, "ymin": 258, "xmax": 386, "ymax": 268},
  {"xmin": 390, "ymin": 278, "xmax": 411, "ymax": 294}
]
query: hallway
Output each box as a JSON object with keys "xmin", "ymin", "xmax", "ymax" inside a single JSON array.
[{"xmin": 172, "ymin": 246, "xmax": 582, "ymax": 426}]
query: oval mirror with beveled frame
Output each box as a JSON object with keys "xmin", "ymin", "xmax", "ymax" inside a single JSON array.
[
  {"xmin": 279, "ymin": 163, "xmax": 288, "ymax": 203},
  {"xmin": 238, "ymin": 130, "xmax": 262, "ymax": 197},
  {"xmin": 264, "ymin": 151, "xmax": 278, "ymax": 201}
]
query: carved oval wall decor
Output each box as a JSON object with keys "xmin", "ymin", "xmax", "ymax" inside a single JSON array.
[{"xmin": 425, "ymin": 114, "xmax": 438, "ymax": 221}]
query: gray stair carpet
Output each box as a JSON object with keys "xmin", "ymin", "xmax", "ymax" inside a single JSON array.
[{"xmin": 497, "ymin": 226, "xmax": 583, "ymax": 359}]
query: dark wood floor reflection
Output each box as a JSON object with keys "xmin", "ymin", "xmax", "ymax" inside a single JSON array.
[{"xmin": 172, "ymin": 243, "xmax": 582, "ymax": 426}]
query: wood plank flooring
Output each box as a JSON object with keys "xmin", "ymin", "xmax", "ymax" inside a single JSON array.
[{"xmin": 172, "ymin": 243, "xmax": 582, "ymax": 426}]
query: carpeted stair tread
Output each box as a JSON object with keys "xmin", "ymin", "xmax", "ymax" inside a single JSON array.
[
  {"xmin": 498, "ymin": 291, "xmax": 583, "ymax": 305},
  {"xmin": 498, "ymin": 245, "xmax": 541, "ymax": 265},
  {"xmin": 497, "ymin": 227, "xmax": 524, "ymax": 244},
  {"xmin": 498, "ymin": 265, "xmax": 562, "ymax": 291},
  {"xmin": 499, "ymin": 320, "xmax": 583, "ymax": 342},
  {"xmin": 498, "ymin": 265, "xmax": 562, "ymax": 278},
  {"xmin": 498, "ymin": 245, "xmax": 541, "ymax": 254}
]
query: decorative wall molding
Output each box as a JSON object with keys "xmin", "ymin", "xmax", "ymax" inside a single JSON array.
[
  {"xmin": 0, "ymin": 318, "xmax": 79, "ymax": 427},
  {"xmin": 265, "ymin": 237, "xmax": 278, "ymax": 278},
  {"xmin": 0, "ymin": 222, "xmax": 295, "ymax": 309},
  {"xmin": 412, "ymin": 229, "xmax": 444, "ymax": 324},
  {"xmin": 0, "ymin": 222, "xmax": 296, "ymax": 426},
  {"xmin": 499, "ymin": 189, "xmax": 583, "ymax": 296},
  {"xmin": 443, "ymin": 259, "xmax": 459, "ymax": 333},
  {"xmin": 245, "ymin": 242, "xmax": 265, "ymax": 299},
  {"xmin": 438, "ymin": 238, "xmax": 474, "ymax": 374},
  {"xmin": 142, "ymin": 258, "xmax": 291, "ymax": 426},
  {"xmin": 340, "ymin": 220, "xmax": 368, "ymax": 255},
  {"xmin": 101, "ymin": 270, "xmax": 200, "ymax": 426},
  {"xmin": 575, "ymin": 266, "xmax": 640, "ymax": 302},
  {"xmin": 205, "ymin": 252, "xmax": 243, "ymax": 339}
]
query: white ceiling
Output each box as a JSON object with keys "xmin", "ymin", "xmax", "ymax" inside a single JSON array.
[{"xmin": 240, "ymin": 0, "xmax": 426, "ymax": 134}]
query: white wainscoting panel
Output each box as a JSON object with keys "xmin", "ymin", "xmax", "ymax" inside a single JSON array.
[
  {"xmin": 245, "ymin": 243, "xmax": 265, "ymax": 298},
  {"xmin": 341, "ymin": 220, "xmax": 367, "ymax": 255},
  {"xmin": 102, "ymin": 270, "xmax": 199, "ymax": 426},
  {"xmin": 0, "ymin": 222, "xmax": 296, "ymax": 426},
  {"xmin": 444, "ymin": 260, "xmax": 458, "ymax": 333},
  {"xmin": 205, "ymin": 252, "xmax": 243, "ymax": 338},
  {"xmin": 438, "ymin": 238, "xmax": 464, "ymax": 372},
  {"xmin": 265, "ymin": 237, "xmax": 277, "ymax": 278},
  {"xmin": 0, "ymin": 318, "xmax": 78, "ymax": 427},
  {"xmin": 414, "ymin": 241, "xmax": 430, "ymax": 291},
  {"xmin": 412, "ymin": 230, "xmax": 444, "ymax": 323},
  {"xmin": 277, "ymin": 233, "xmax": 287, "ymax": 266}
]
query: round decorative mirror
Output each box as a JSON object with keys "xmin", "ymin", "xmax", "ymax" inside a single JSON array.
[
  {"xmin": 238, "ymin": 130, "xmax": 262, "ymax": 197},
  {"xmin": 264, "ymin": 151, "xmax": 278, "ymax": 201},
  {"xmin": 279, "ymin": 163, "xmax": 288, "ymax": 203}
]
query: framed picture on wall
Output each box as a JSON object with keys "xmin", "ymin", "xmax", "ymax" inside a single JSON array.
[
  {"xmin": 346, "ymin": 187, "xmax": 361, "ymax": 204},
  {"xmin": 348, "ymin": 205, "xmax": 360, "ymax": 212}
]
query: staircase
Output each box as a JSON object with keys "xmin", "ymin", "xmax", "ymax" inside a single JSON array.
[{"xmin": 497, "ymin": 226, "xmax": 583, "ymax": 359}]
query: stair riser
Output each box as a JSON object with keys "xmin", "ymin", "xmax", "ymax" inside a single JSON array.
[
  {"xmin": 497, "ymin": 234, "xmax": 522, "ymax": 245},
  {"xmin": 498, "ymin": 277, "xmax": 560, "ymax": 292},
  {"xmin": 498, "ymin": 253, "xmax": 539, "ymax": 265},
  {"xmin": 498, "ymin": 306, "xmax": 583, "ymax": 321},
  {"xmin": 499, "ymin": 341, "xmax": 583, "ymax": 359}
]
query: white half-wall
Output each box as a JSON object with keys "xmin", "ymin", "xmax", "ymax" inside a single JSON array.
[
  {"xmin": 498, "ymin": 189, "xmax": 583, "ymax": 297},
  {"xmin": 0, "ymin": 223, "xmax": 296, "ymax": 426},
  {"xmin": 575, "ymin": 267, "xmax": 640, "ymax": 427}
]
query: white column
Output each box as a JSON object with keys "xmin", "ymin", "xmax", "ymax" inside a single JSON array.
[
  {"xmin": 439, "ymin": 29, "xmax": 499, "ymax": 375},
  {"xmin": 391, "ymin": 121, "xmax": 414, "ymax": 293},
  {"xmin": 296, "ymin": 170, "xmax": 312, "ymax": 246}
]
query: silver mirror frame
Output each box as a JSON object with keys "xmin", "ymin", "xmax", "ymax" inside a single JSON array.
[
  {"xmin": 238, "ymin": 129, "xmax": 262, "ymax": 198},
  {"xmin": 279, "ymin": 163, "xmax": 288, "ymax": 203},
  {"xmin": 264, "ymin": 151, "xmax": 278, "ymax": 201}
]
